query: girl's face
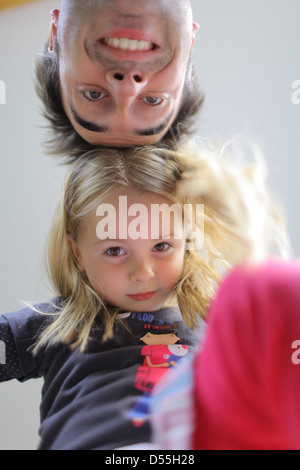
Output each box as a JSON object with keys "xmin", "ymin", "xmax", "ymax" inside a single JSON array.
[{"xmin": 68, "ymin": 186, "xmax": 186, "ymax": 312}]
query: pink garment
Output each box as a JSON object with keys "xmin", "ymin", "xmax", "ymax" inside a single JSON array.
[{"xmin": 193, "ymin": 260, "xmax": 300, "ymax": 449}]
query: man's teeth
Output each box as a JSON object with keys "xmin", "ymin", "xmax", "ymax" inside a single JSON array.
[{"xmin": 105, "ymin": 37, "xmax": 153, "ymax": 51}]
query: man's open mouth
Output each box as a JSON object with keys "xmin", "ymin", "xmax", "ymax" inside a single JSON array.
[{"xmin": 102, "ymin": 37, "xmax": 157, "ymax": 52}]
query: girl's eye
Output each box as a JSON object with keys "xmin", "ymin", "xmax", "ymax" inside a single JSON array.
[
  {"xmin": 105, "ymin": 247, "xmax": 125, "ymax": 256},
  {"xmin": 153, "ymin": 242, "xmax": 170, "ymax": 252},
  {"xmin": 82, "ymin": 91, "xmax": 106, "ymax": 101},
  {"xmin": 143, "ymin": 96, "xmax": 164, "ymax": 106}
]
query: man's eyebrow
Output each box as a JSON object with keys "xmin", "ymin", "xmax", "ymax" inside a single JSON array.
[
  {"xmin": 137, "ymin": 111, "xmax": 174, "ymax": 136},
  {"xmin": 70, "ymin": 107, "xmax": 174, "ymax": 136},
  {"xmin": 70, "ymin": 107, "xmax": 108, "ymax": 133}
]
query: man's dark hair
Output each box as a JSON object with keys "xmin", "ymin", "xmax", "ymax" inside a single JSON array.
[{"xmin": 35, "ymin": 41, "xmax": 204, "ymax": 162}]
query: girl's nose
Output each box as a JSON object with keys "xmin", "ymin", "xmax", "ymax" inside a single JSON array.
[{"xmin": 129, "ymin": 260, "xmax": 155, "ymax": 284}]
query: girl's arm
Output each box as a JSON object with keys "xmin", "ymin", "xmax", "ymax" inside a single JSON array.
[
  {"xmin": 0, "ymin": 316, "xmax": 23, "ymax": 382},
  {"xmin": 0, "ymin": 300, "xmax": 59, "ymax": 383}
]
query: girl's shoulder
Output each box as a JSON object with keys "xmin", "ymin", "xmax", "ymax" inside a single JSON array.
[
  {"xmin": 1, "ymin": 298, "xmax": 63, "ymax": 380},
  {"xmin": 2, "ymin": 297, "xmax": 61, "ymax": 339}
]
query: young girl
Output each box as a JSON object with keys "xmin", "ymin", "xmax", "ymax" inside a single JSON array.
[{"xmin": 0, "ymin": 141, "xmax": 287, "ymax": 450}]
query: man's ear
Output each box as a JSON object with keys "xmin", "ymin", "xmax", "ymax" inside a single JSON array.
[
  {"xmin": 67, "ymin": 234, "xmax": 85, "ymax": 272},
  {"xmin": 48, "ymin": 9, "xmax": 60, "ymax": 54},
  {"xmin": 192, "ymin": 22, "xmax": 200, "ymax": 47}
]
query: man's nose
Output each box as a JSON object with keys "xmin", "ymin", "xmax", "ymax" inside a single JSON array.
[{"xmin": 106, "ymin": 70, "xmax": 148, "ymax": 104}]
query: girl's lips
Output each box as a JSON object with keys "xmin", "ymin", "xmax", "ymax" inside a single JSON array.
[{"xmin": 128, "ymin": 291, "xmax": 157, "ymax": 301}]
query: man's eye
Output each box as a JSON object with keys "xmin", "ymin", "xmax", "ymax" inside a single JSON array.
[
  {"xmin": 82, "ymin": 91, "xmax": 106, "ymax": 101},
  {"xmin": 143, "ymin": 96, "xmax": 164, "ymax": 106},
  {"xmin": 105, "ymin": 247, "xmax": 124, "ymax": 256},
  {"xmin": 153, "ymin": 242, "xmax": 170, "ymax": 252}
]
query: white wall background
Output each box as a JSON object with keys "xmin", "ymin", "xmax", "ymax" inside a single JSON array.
[
  {"xmin": 191, "ymin": 0, "xmax": 300, "ymax": 255},
  {"xmin": 0, "ymin": 0, "xmax": 299, "ymax": 450}
]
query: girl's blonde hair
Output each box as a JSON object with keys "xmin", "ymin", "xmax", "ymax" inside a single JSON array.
[{"xmin": 34, "ymin": 139, "xmax": 289, "ymax": 352}]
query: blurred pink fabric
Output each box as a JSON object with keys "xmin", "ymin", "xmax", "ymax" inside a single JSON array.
[{"xmin": 193, "ymin": 260, "xmax": 300, "ymax": 449}]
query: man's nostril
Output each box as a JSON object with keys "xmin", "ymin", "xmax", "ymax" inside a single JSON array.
[
  {"xmin": 114, "ymin": 73, "xmax": 124, "ymax": 81},
  {"xmin": 113, "ymin": 73, "xmax": 143, "ymax": 82}
]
